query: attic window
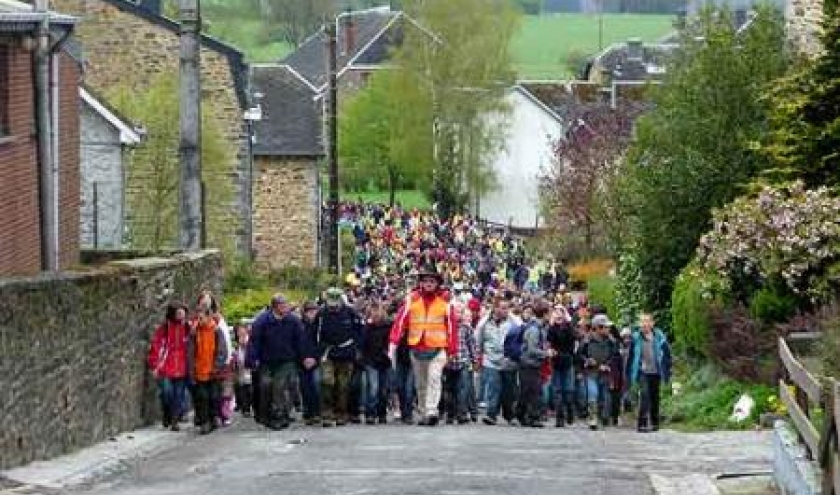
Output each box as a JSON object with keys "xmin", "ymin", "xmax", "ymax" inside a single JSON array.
[{"xmin": 0, "ymin": 43, "xmax": 9, "ymax": 137}]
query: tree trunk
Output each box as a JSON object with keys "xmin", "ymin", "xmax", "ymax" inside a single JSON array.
[{"xmin": 388, "ymin": 168, "xmax": 397, "ymax": 208}]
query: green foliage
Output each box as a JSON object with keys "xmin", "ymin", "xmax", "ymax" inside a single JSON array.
[
  {"xmin": 395, "ymin": 0, "xmax": 520, "ymax": 218},
  {"xmin": 761, "ymin": 5, "xmax": 840, "ymax": 188},
  {"xmin": 612, "ymin": 6, "xmax": 790, "ymax": 314},
  {"xmin": 224, "ymin": 257, "xmax": 268, "ymax": 294},
  {"xmin": 663, "ymin": 364, "xmax": 775, "ymax": 430},
  {"xmin": 339, "ymin": 71, "xmax": 431, "ymax": 206},
  {"xmin": 748, "ymin": 286, "xmax": 797, "ymax": 324},
  {"xmin": 269, "ymin": 266, "xmax": 341, "ymax": 299},
  {"xmin": 109, "ymin": 74, "xmax": 235, "ymax": 257},
  {"xmin": 671, "ymin": 265, "xmax": 719, "ymax": 357},
  {"xmin": 223, "ymin": 288, "xmax": 310, "ymax": 324},
  {"xmin": 587, "ymin": 275, "xmax": 618, "ymax": 321}
]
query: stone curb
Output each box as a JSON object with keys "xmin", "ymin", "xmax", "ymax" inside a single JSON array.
[{"xmin": 651, "ymin": 473, "xmax": 722, "ymax": 495}]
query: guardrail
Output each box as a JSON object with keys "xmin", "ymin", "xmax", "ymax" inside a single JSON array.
[{"xmin": 778, "ymin": 336, "xmax": 839, "ymax": 495}]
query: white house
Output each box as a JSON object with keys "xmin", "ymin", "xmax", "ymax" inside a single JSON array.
[
  {"xmin": 79, "ymin": 87, "xmax": 143, "ymax": 248},
  {"xmin": 480, "ymin": 81, "xmax": 601, "ymax": 229}
]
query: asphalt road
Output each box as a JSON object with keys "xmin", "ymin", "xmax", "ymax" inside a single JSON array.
[{"xmin": 68, "ymin": 420, "xmax": 772, "ymax": 495}]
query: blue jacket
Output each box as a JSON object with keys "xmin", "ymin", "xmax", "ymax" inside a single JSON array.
[
  {"xmin": 519, "ymin": 320, "xmax": 549, "ymax": 369},
  {"xmin": 629, "ymin": 328, "xmax": 672, "ymax": 384},
  {"xmin": 247, "ymin": 310, "xmax": 313, "ymax": 368}
]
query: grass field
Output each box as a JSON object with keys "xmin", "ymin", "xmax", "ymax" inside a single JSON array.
[
  {"xmin": 204, "ymin": 13, "xmax": 675, "ymax": 75},
  {"xmin": 511, "ymin": 14, "xmax": 676, "ymax": 78},
  {"xmin": 342, "ymin": 189, "xmax": 431, "ymax": 210}
]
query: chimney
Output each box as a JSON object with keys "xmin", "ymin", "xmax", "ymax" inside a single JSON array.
[
  {"xmin": 137, "ymin": 0, "xmax": 162, "ymax": 15},
  {"xmin": 627, "ymin": 37, "xmax": 643, "ymax": 62},
  {"xmin": 341, "ymin": 10, "xmax": 356, "ymax": 56}
]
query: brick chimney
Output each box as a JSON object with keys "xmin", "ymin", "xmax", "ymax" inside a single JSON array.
[
  {"xmin": 342, "ymin": 11, "xmax": 357, "ymax": 56},
  {"xmin": 137, "ymin": 0, "xmax": 162, "ymax": 15}
]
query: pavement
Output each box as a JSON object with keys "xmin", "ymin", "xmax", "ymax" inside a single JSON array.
[{"xmin": 1, "ymin": 419, "xmax": 774, "ymax": 495}]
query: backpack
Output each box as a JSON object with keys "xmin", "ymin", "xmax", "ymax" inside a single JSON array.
[{"xmin": 503, "ymin": 324, "xmax": 526, "ymax": 362}]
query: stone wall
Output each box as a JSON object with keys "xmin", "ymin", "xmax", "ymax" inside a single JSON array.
[
  {"xmin": 80, "ymin": 102, "xmax": 125, "ymax": 248},
  {"xmin": 252, "ymin": 156, "xmax": 320, "ymax": 268},
  {"xmin": 51, "ymin": 0, "xmax": 252, "ymax": 255},
  {"xmin": 787, "ymin": 0, "xmax": 825, "ymax": 56},
  {"xmin": 0, "ymin": 250, "xmax": 222, "ymax": 470}
]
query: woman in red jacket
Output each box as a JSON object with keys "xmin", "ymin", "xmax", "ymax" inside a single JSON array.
[{"xmin": 148, "ymin": 302, "xmax": 190, "ymax": 431}]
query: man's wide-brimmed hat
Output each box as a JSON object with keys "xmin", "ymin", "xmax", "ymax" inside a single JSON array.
[{"xmin": 417, "ymin": 264, "xmax": 443, "ymax": 283}]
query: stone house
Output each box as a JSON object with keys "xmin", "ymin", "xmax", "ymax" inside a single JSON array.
[
  {"xmin": 79, "ymin": 86, "xmax": 143, "ymax": 249},
  {"xmin": 48, "ymin": 0, "xmax": 254, "ymax": 256},
  {"xmin": 0, "ymin": 0, "xmax": 81, "ymax": 276},
  {"xmin": 249, "ymin": 6, "xmax": 433, "ymax": 269},
  {"xmin": 786, "ymin": 0, "xmax": 824, "ymax": 56},
  {"xmin": 250, "ymin": 64, "xmax": 323, "ymax": 268}
]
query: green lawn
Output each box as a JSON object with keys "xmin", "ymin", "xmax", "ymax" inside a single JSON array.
[
  {"xmin": 512, "ymin": 13, "xmax": 676, "ymax": 79},
  {"xmin": 205, "ymin": 18, "xmax": 293, "ymax": 63},
  {"xmin": 342, "ymin": 189, "xmax": 431, "ymax": 210}
]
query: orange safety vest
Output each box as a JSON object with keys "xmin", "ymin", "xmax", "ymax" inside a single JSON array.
[{"xmin": 407, "ymin": 294, "xmax": 450, "ymax": 349}]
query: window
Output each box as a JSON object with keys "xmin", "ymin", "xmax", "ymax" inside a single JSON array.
[{"xmin": 0, "ymin": 43, "xmax": 9, "ymax": 137}]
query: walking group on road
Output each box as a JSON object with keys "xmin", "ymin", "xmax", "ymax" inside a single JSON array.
[{"xmin": 148, "ymin": 203, "xmax": 672, "ymax": 436}]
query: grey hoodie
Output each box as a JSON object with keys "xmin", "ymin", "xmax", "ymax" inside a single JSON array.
[
  {"xmin": 520, "ymin": 319, "xmax": 549, "ymax": 369},
  {"xmin": 477, "ymin": 316, "xmax": 517, "ymax": 370}
]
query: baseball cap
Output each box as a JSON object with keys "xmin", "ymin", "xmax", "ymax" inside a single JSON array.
[{"xmin": 591, "ymin": 314, "xmax": 613, "ymax": 327}]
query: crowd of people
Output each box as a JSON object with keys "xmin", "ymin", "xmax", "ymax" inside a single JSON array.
[{"xmin": 148, "ymin": 203, "xmax": 672, "ymax": 436}]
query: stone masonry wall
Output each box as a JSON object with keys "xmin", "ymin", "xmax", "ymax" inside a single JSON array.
[
  {"xmin": 0, "ymin": 250, "xmax": 222, "ymax": 470},
  {"xmin": 51, "ymin": 0, "xmax": 251, "ymax": 254},
  {"xmin": 253, "ymin": 157, "xmax": 319, "ymax": 268},
  {"xmin": 787, "ymin": 0, "xmax": 825, "ymax": 56}
]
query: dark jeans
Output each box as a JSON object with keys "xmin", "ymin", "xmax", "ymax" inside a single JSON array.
[
  {"xmin": 485, "ymin": 368, "xmax": 519, "ymax": 421},
  {"xmin": 364, "ymin": 365, "xmax": 389, "ymax": 419},
  {"xmin": 464, "ymin": 369, "xmax": 478, "ymax": 417},
  {"xmin": 321, "ymin": 360, "xmax": 354, "ymax": 422},
  {"xmin": 394, "ymin": 361, "xmax": 416, "ymax": 420},
  {"xmin": 191, "ymin": 379, "xmax": 221, "ymax": 427},
  {"xmin": 552, "ymin": 365, "xmax": 575, "ymax": 422},
  {"xmin": 518, "ymin": 367, "xmax": 543, "ymax": 424},
  {"xmin": 441, "ymin": 367, "xmax": 468, "ymax": 419},
  {"xmin": 157, "ymin": 377, "xmax": 187, "ymax": 425},
  {"xmin": 234, "ymin": 383, "xmax": 253, "ymax": 415},
  {"xmin": 300, "ymin": 367, "xmax": 321, "ymax": 419},
  {"xmin": 638, "ymin": 373, "xmax": 662, "ymax": 428},
  {"xmin": 259, "ymin": 361, "xmax": 299, "ymax": 424}
]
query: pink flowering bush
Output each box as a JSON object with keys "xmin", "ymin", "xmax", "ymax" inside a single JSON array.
[{"xmin": 697, "ymin": 182, "xmax": 840, "ymax": 302}]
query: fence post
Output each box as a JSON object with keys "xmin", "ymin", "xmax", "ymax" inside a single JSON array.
[{"xmin": 92, "ymin": 182, "xmax": 99, "ymax": 249}]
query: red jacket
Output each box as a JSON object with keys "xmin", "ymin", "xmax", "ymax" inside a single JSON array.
[
  {"xmin": 148, "ymin": 320, "xmax": 190, "ymax": 379},
  {"xmin": 390, "ymin": 290, "xmax": 459, "ymax": 356}
]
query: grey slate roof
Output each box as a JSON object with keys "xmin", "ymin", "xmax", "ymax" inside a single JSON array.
[
  {"xmin": 250, "ymin": 65, "xmax": 323, "ymax": 157},
  {"xmin": 282, "ymin": 9, "xmax": 398, "ymax": 89},
  {"xmin": 590, "ymin": 42, "xmax": 677, "ymax": 82}
]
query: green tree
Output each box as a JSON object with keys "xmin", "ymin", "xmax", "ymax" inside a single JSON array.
[
  {"xmin": 392, "ymin": 0, "xmax": 520, "ymax": 218},
  {"xmin": 762, "ymin": 2, "xmax": 840, "ymax": 188},
  {"xmin": 109, "ymin": 74, "xmax": 234, "ymax": 256},
  {"xmin": 339, "ymin": 71, "xmax": 430, "ymax": 206},
  {"xmin": 613, "ymin": 6, "xmax": 790, "ymax": 314}
]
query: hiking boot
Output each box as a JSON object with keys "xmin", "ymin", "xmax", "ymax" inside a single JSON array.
[
  {"xmin": 417, "ymin": 416, "xmax": 438, "ymax": 426},
  {"xmin": 268, "ymin": 420, "xmax": 290, "ymax": 431},
  {"xmin": 349, "ymin": 416, "xmax": 362, "ymax": 424},
  {"xmin": 457, "ymin": 416, "xmax": 471, "ymax": 425},
  {"xmin": 482, "ymin": 416, "xmax": 497, "ymax": 426},
  {"xmin": 170, "ymin": 423, "xmax": 180, "ymax": 432},
  {"xmin": 589, "ymin": 418, "xmax": 599, "ymax": 430},
  {"xmin": 637, "ymin": 425, "xmax": 650, "ymax": 433},
  {"xmin": 199, "ymin": 423, "xmax": 212, "ymax": 435},
  {"xmin": 378, "ymin": 416, "xmax": 388, "ymax": 425},
  {"xmin": 401, "ymin": 417, "xmax": 415, "ymax": 425},
  {"xmin": 305, "ymin": 417, "xmax": 321, "ymax": 427},
  {"xmin": 445, "ymin": 417, "xmax": 455, "ymax": 425},
  {"xmin": 365, "ymin": 417, "xmax": 377, "ymax": 425},
  {"xmin": 529, "ymin": 422, "xmax": 545, "ymax": 428},
  {"xmin": 335, "ymin": 419, "xmax": 347, "ymax": 427},
  {"xmin": 555, "ymin": 418, "xmax": 565, "ymax": 428}
]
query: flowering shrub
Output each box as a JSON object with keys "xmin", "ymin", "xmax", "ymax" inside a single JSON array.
[{"xmin": 697, "ymin": 182, "xmax": 840, "ymax": 302}]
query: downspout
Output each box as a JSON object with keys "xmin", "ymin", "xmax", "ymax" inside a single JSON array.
[
  {"xmin": 51, "ymin": 46, "xmax": 60, "ymax": 267},
  {"xmin": 34, "ymin": 0, "xmax": 56, "ymax": 271}
]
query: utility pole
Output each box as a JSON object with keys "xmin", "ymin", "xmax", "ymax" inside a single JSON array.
[
  {"xmin": 179, "ymin": 0, "xmax": 202, "ymax": 251},
  {"xmin": 325, "ymin": 21, "xmax": 340, "ymax": 274}
]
